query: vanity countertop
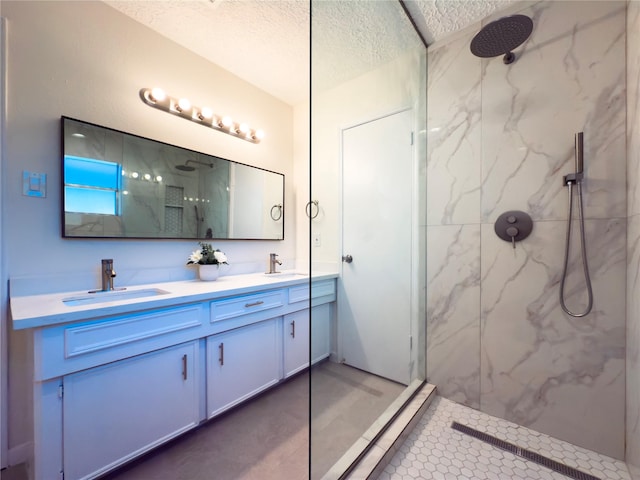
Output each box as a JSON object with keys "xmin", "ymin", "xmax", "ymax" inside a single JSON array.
[{"xmin": 11, "ymin": 271, "xmax": 338, "ymax": 330}]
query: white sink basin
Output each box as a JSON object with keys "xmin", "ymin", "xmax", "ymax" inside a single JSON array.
[
  {"xmin": 63, "ymin": 288, "xmax": 170, "ymax": 307},
  {"xmin": 263, "ymin": 272, "xmax": 309, "ymax": 279}
]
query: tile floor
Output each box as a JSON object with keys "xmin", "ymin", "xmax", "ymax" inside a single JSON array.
[{"xmin": 378, "ymin": 396, "xmax": 632, "ymax": 480}]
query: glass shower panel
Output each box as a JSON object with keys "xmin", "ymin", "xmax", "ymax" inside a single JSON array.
[{"xmin": 310, "ymin": 1, "xmax": 427, "ymax": 477}]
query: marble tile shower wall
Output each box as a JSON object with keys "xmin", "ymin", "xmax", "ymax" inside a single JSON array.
[
  {"xmin": 426, "ymin": 0, "xmax": 626, "ymax": 460},
  {"xmin": 627, "ymin": 1, "xmax": 640, "ymax": 478}
]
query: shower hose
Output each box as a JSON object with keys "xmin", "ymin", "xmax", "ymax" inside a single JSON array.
[{"xmin": 559, "ymin": 181, "xmax": 593, "ymax": 317}]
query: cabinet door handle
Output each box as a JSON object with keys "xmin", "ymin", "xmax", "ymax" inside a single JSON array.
[
  {"xmin": 290, "ymin": 320, "xmax": 296, "ymax": 338},
  {"xmin": 182, "ymin": 354, "xmax": 188, "ymax": 381},
  {"xmin": 218, "ymin": 342, "xmax": 224, "ymax": 366},
  {"xmin": 245, "ymin": 300, "xmax": 264, "ymax": 308}
]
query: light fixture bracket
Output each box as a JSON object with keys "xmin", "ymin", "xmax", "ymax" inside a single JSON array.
[{"xmin": 139, "ymin": 88, "xmax": 263, "ymax": 144}]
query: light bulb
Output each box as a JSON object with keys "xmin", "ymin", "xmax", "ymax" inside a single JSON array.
[
  {"xmin": 144, "ymin": 173, "xmax": 151, "ymax": 180},
  {"xmin": 221, "ymin": 116, "xmax": 233, "ymax": 128},
  {"xmin": 177, "ymin": 98, "xmax": 191, "ymax": 112},
  {"xmin": 255, "ymin": 129, "xmax": 265, "ymax": 140},
  {"xmin": 155, "ymin": 175, "xmax": 163, "ymax": 182},
  {"xmin": 199, "ymin": 107, "xmax": 213, "ymax": 120},
  {"xmin": 239, "ymin": 123, "xmax": 249, "ymax": 134},
  {"xmin": 131, "ymin": 172, "xmax": 139, "ymax": 179},
  {"xmin": 122, "ymin": 190, "xmax": 129, "ymax": 195},
  {"xmin": 150, "ymin": 88, "xmax": 166, "ymax": 103}
]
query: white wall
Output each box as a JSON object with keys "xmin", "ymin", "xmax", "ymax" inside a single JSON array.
[
  {"xmin": 2, "ymin": 0, "xmax": 295, "ymax": 462},
  {"xmin": 293, "ymin": 101, "xmax": 310, "ymax": 272}
]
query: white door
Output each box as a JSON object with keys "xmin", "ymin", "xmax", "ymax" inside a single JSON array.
[{"xmin": 339, "ymin": 110, "xmax": 413, "ymax": 385}]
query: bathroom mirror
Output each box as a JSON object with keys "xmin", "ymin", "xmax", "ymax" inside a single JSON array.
[{"xmin": 61, "ymin": 116, "xmax": 284, "ymax": 240}]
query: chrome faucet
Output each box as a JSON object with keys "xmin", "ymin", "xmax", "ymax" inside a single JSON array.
[
  {"xmin": 267, "ymin": 253, "xmax": 282, "ymax": 274},
  {"xmin": 101, "ymin": 258, "xmax": 117, "ymax": 291}
]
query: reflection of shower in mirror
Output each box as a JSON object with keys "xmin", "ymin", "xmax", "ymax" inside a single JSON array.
[
  {"xmin": 194, "ymin": 204, "xmax": 206, "ymax": 238},
  {"xmin": 175, "ymin": 159, "xmax": 213, "ymax": 172}
]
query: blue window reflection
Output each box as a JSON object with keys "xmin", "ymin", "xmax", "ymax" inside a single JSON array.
[{"xmin": 64, "ymin": 156, "xmax": 120, "ymax": 214}]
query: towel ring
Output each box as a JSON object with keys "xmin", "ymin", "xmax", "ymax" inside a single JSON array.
[
  {"xmin": 270, "ymin": 204, "xmax": 283, "ymax": 221},
  {"xmin": 306, "ymin": 200, "xmax": 319, "ymax": 219}
]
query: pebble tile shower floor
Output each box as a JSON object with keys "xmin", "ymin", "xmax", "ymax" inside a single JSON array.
[{"xmin": 378, "ymin": 396, "xmax": 631, "ymax": 480}]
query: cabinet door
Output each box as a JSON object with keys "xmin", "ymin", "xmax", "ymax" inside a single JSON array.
[
  {"xmin": 207, "ymin": 318, "xmax": 280, "ymax": 418},
  {"xmin": 311, "ymin": 303, "xmax": 332, "ymax": 364},
  {"xmin": 284, "ymin": 309, "xmax": 310, "ymax": 378},
  {"xmin": 63, "ymin": 341, "xmax": 199, "ymax": 480}
]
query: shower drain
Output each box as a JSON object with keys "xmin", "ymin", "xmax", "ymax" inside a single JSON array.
[{"xmin": 450, "ymin": 422, "xmax": 601, "ymax": 480}]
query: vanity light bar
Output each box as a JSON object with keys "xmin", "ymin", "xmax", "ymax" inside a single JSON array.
[{"xmin": 139, "ymin": 87, "xmax": 265, "ymax": 144}]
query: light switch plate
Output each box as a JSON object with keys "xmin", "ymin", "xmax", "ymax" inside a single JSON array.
[{"xmin": 23, "ymin": 171, "xmax": 47, "ymax": 198}]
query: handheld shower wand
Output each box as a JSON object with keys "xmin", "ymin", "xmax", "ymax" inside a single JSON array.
[
  {"xmin": 574, "ymin": 132, "xmax": 584, "ymax": 175},
  {"xmin": 559, "ymin": 132, "xmax": 593, "ymax": 317}
]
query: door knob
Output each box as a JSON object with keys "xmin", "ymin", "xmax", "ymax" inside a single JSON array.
[{"xmin": 342, "ymin": 254, "xmax": 353, "ymax": 263}]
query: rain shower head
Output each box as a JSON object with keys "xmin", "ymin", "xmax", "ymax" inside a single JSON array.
[
  {"xmin": 470, "ymin": 14, "xmax": 533, "ymax": 64},
  {"xmin": 175, "ymin": 159, "xmax": 213, "ymax": 171}
]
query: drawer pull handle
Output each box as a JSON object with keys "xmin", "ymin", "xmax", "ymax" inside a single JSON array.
[
  {"xmin": 245, "ymin": 300, "xmax": 264, "ymax": 308},
  {"xmin": 290, "ymin": 320, "xmax": 296, "ymax": 338},
  {"xmin": 219, "ymin": 342, "xmax": 224, "ymax": 366},
  {"xmin": 182, "ymin": 354, "xmax": 188, "ymax": 381}
]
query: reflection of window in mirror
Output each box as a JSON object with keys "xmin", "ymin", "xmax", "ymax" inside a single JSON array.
[{"xmin": 64, "ymin": 156, "xmax": 121, "ymax": 215}]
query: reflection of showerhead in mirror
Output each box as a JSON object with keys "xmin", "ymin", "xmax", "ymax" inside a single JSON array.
[
  {"xmin": 175, "ymin": 164, "xmax": 195, "ymax": 171},
  {"xmin": 175, "ymin": 159, "xmax": 213, "ymax": 171}
]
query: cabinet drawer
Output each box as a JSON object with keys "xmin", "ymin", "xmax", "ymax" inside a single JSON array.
[
  {"xmin": 64, "ymin": 305, "xmax": 203, "ymax": 358},
  {"xmin": 210, "ymin": 290, "xmax": 285, "ymax": 323},
  {"xmin": 289, "ymin": 279, "xmax": 335, "ymax": 304},
  {"xmin": 35, "ymin": 304, "xmax": 207, "ymax": 381}
]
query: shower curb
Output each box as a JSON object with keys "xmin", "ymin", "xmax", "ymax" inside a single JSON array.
[{"xmin": 322, "ymin": 382, "xmax": 437, "ymax": 480}]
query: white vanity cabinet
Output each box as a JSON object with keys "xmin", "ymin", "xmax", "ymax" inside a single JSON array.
[
  {"xmin": 63, "ymin": 341, "xmax": 200, "ymax": 480},
  {"xmin": 206, "ymin": 318, "xmax": 280, "ymax": 418},
  {"xmin": 286, "ymin": 281, "xmax": 335, "ymax": 370},
  {"xmin": 11, "ymin": 272, "xmax": 337, "ymax": 480},
  {"xmin": 283, "ymin": 303, "xmax": 332, "ymax": 377},
  {"xmin": 311, "ymin": 303, "xmax": 332, "ymax": 364},
  {"xmin": 283, "ymin": 309, "xmax": 311, "ymax": 378}
]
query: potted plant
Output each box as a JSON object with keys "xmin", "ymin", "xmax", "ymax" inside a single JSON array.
[{"xmin": 187, "ymin": 242, "xmax": 228, "ymax": 281}]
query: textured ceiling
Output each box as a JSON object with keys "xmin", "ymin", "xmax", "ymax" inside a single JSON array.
[
  {"xmin": 104, "ymin": 0, "xmax": 517, "ymax": 106},
  {"xmin": 404, "ymin": 0, "xmax": 516, "ymax": 45}
]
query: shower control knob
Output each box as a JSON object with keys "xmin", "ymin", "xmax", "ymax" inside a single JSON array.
[
  {"xmin": 342, "ymin": 254, "xmax": 353, "ymax": 263},
  {"xmin": 494, "ymin": 210, "xmax": 533, "ymax": 247}
]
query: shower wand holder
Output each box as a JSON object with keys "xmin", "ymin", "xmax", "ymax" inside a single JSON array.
[{"xmin": 563, "ymin": 172, "xmax": 583, "ymax": 186}]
